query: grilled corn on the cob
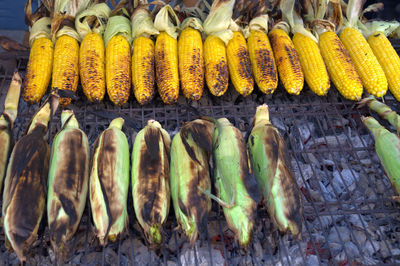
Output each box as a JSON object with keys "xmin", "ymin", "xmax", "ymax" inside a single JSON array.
[
  {"xmin": 90, "ymin": 117, "xmax": 130, "ymax": 246},
  {"xmin": 76, "ymin": 3, "xmax": 111, "ymax": 102},
  {"xmin": 248, "ymin": 104, "xmax": 303, "ymax": 236},
  {"xmin": 269, "ymin": 24, "xmax": 304, "ymax": 95},
  {"xmin": 203, "ymin": 0, "xmax": 234, "ymax": 96},
  {"xmin": 178, "ymin": 18, "xmax": 205, "ymax": 100},
  {"xmin": 368, "ymin": 32, "xmax": 400, "ymax": 101},
  {"xmin": 104, "ymin": 10, "xmax": 132, "ymax": 106},
  {"xmin": 47, "ymin": 110, "xmax": 90, "ymax": 261},
  {"xmin": 0, "ymin": 72, "xmax": 22, "ymax": 193},
  {"xmin": 170, "ymin": 119, "xmax": 214, "ymax": 245},
  {"xmin": 246, "ymin": 15, "xmax": 278, "ymax": 94},
  {"xmin": 154, "ymin": 5, "xmax": 180, "ymax": 104},
  {"xmin": 202, "ymin": 117, "xmax": 260, "ymax": 247},
  {"xmin": 2, "ymin": 93, "xmax": 58, "ymax": 263},
  {"xmin": 23, "ymin": 15, "xmax": 53, "ymax": 104},
  {"xmin": 131, "ymin": 120, "xmax": 170, "ymax": 246},
  {"xmin": 131, "ymin": 5, "xmax": 159, "ymax": 105}
]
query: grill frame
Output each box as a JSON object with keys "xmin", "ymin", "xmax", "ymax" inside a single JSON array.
[{"xmin": 0, "ymin": 48, "xmax": 400, "ymax": 265}]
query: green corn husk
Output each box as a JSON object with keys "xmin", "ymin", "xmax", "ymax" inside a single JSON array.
[
  {"xmin": 0, "ymin": 72, "xmax": 22, "ymax": 193},
  {"xmin": 170, "ymin": 119, "xmax": 214, "ymax": 246},
  {"xmin": 2, "ymin": 93, "xmax": 58, "ymax": 263},
  {"xmin": 47, "ymin": 110, "xmax": 90, "ymax": 262},
  {"xmin": 131, "ymin": 120, "xmax": 170, "ymax": 246},
  {"xmin": 362, "ymin": 116, "xmax": 400, "ymax": 195},
  {"xmin": 359, "ymin": 96, "xmax": 400, "ymax": 135},
  {"xmin": 248, "ymin": 104, "xmax": 303, "ymax": 237},
  {"xmin": 90, "ymin": 117, "xmax": 130, "ymax": 246},
  {"xmin": 202, "ymin": 117, "xmax": 260, "ymax": 247}
]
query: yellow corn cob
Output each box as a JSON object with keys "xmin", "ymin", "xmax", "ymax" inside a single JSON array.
[
  {"xmin": 178, "ymin": 27, "xmax": 204, "ymax": 100},
  {"xmin": 155, "ymin": 32, "xmax": 179, "ymax": 104},
  {"xmin": 340, "ymin": 27, "xmax": 387, "ymax": 97},
  {"xmin": 319, "ymin": 31, "xmax": 363, "ymax": 100},
  {"xmin": 204, "ymin": 35, "xmax": 229, "ymax": 96},
  {"xmin": 247, "ymin": 30, "xmax": 278, "ymax": 94},
  {"xmin": 368, "ymin": 32, "xmax": 400, "ymax": 101},
  {"xmin": 269, "ymin": 29, "xmax": 304, "ymax": 95},
  {"xmin": 79, "ymin": 32, "xmax": 105, "ymax": 102},
  {"xmin": 293, "ymin": 33, "xmax": 330, "ymax": 96},
  {"xmin": 226, "ymin": 31, "xmax": 254, "ymax": 96},
  {"xmin": 106, "ymin": 35, "xmax": 131, "ymax": 106},
  {"xmin": 52, "ymin": 35, "xmax": 79, "ymax": 106},
  {"xmin": 132, "ymin": 36, "xmax": 155, "ymax": 105},
  {"xmin": 23, "ymin": 37, "xmax": 53, "ymax": 104}
]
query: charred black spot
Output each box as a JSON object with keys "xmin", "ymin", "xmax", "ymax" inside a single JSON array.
[
  {"xmin": 58, "ymin": 194, "xmax": 78, "ymax": 227},
  {"xmin": 250, "ymin": 135, "xmax": 255, "ymax": 147},
  {"xmin": 178, "ymin": 197, "xmax": 188, "ymax": 216},
  {"xmin": 144, "ymin": 127, "xmax": 161, "ymax": 161},
  {"xmin": 374, "ymin": 33, "xmax": 380, "ymax": 37},
  {"xmin": 185, "ymin": 122, "xmax": 213, "ymax": 153}
]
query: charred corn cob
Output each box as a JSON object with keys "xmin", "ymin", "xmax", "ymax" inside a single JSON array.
[
  {"xmin": 47, "ymin": 110, "xmax": 90, "ymax": 261},
  {"xmin": 154, "ymin": 6, "xmax": 180, "ymax": 105},
  {"xmin": 23, "ymin": 0, "xmax": 53, "ymax": 104},
  {"xmin": 2, "ymin": 93, "xmax": 58, "ymax": 263},
  {"xmin": 340, "ymin": 28, "xmax": 387, "ymax": 97},
  {"xmin": 203, "ymin": 35, "xmax": 229, "ymax": 96},
  {"xmin": 76, "ymin": 3, "xmax": 111, "ymax": 102},
  {"xmin": 131, "ymin": 6, "xmax": 159, "ymax": 105},
  {"xmin": 202, "ymin": 118, "xmax": 260, "ymax": 247},
  {"xmin": 0, "ymin": 72, "xmax": 22, "ymax": 193},
  {"xmin": 368, "ymin": 32, "xmax": 400, "ymax": 101},
  {"xmin": 269, "ymin": 25, "xmax": 304, "ymax": 95},
  {"xmin": 90, "ymin": 117, "xmax": 130, "ymax": 246},
  {"xmin": 203, "ymin": 0, "xmax": 234, "ymax": 96},
  {"xmin": 52, "ymin": 35, "xmax": 80, "ymax": 106},
  {"xmin": 248, "ymin": 104, "xmax": 302, "ymax": 236},
  {"xmin": 178, "ymin": 18, "xmax": 205, "ymax": 100},
  {"xmin": 132, "ymin": 120, "xmax": 170, "ymax": 246},
  {"xmin": 227, "ymin": 31, "xmax": 254, "ymax": 96},
  {"xmin": 319, "ymin": 31, "xmax": 363, "ymax": 100},
  {"xmin": 247, "ymin": 15, "xmax": 278, "ymax": 94},
  {"xmin": 170, "ymin": 119, "xmax": 214, "ymax": 245},
  {"xmin": 362, "ymin": 116, "xmax": 400, "ymax": 195},
  {"xmin": 51, "ymin": 0, "xmax": 90, "ymax": 106}
]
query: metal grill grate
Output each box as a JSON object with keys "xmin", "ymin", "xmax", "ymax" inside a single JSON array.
[{"xmin": 0, "ymin": 51, "xmax": 400, "ymax": 265}]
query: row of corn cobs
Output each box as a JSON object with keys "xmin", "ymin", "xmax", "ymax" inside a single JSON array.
[
  {"xmin": 0, "ymin": 83, "xmax": 303, "ymax": 263},
  {"xmin": 22, "ymin": 0, "xmax": 400, "ymax": 107}
]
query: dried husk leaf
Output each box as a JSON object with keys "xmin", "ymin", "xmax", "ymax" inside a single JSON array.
[
  {"xmin": 29, "ymin": 17, "xmax": 52, "ymax": 46},
  {"xmin": 272, "ymin": 21, "xmax": 291, "ymax": 34},
  {"xmin": 131, "ymin": 6, "xmax": 159, "ymax": 39},
  {"xmin": 104, "ymin": 14, "xmax": 132, "ymax": 46},
  {"xmin": 359, "ymin": 20, "xmax": 400, "ymax": 38},
  {"xmin": 181, "ymin": 17, "xmax": 203, "ymax": 32},
  {"xmin": 154, "ymin": 5, "xmax": 180, "ymax": 39},
  {"xmin": 345, "ymin": 0, "xmax": 364, "ymax": 28},
  {"xmin": 75, "ymin": 3, "xmax": 111, "ymax": 39},
  {"xmin": 203, "ymin": 0, "xmax": 234, "ymax": 45}
]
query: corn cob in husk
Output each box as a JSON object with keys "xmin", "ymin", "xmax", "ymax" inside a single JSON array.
[
  {"xmin": 2, "ymin": 93, "xmax": 59, "ymax": 263},
  {"xmin": 75, "ymin": 2, "xmax": 111, "ymax": 102},
  {"xmin": 248, "ymin": 105, "xmax": 303, "ymax": 236},
  {"xmin": 203, "ymin": 0, "xmax": 234, "ymax": 96},
  {"xmin": 23, "ymin": 0, "xmax": 53, "ymax": 104},
  {"xmin": 170, "ymin": 119, "xmax": 214, "ymax": 246},
  {"xmin": 51, "ymin": 0, "xmax": 91, "ymax": 106},
  {"xmin": 362, "ymin": 116, "xmax": 400, "ymax": 195},
  {"xmin": 90, "ymin": 117, "xmax": 130, "ymax": 246},
  {"xmin": 154, "ymin": 5, "xmax": 180, "ymax": 105},
  {"xmin": 47, "ymin": 110, "xmax": 90, "ymax": 261},
  {"xmin": 202, "ymin": 118, "xmax": 260, "ymax": 247},
  {"xmin": 0, "ymin": 72, "xmax": 22, "ymax": 193},
  {"xmin": 359, "ymin": 96, "xmax": 400, "ymax": 134},
  {"xmin": 104, "ymin": 8, "xmax": 132, "ymax": 106},
  {"xmin": 131, "ymin": 120, "xmax": 170, "ymax": 246},
  {"xmin": 131, "ymin": 2, "xmax": 159, "ymax": 105}
]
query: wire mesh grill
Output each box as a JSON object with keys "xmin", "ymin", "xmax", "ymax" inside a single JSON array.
[{"xmin": 0, "ymin": 50, "xmax": 400, "ymax": 265}]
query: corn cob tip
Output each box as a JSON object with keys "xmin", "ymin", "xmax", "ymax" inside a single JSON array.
[
  {"xmin": 109, "ymin": 117, "xmax": 125, "ymax": 129},
  {"xmin": 253, "ymin": 104, "xmax": 271, "ymax": 126},
  {"xmin": 358, "ymin": 95, "xmax": 376, "ymax": 108}
]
